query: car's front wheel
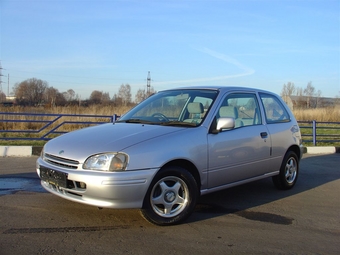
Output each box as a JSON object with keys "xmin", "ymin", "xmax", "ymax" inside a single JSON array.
[
  {"xmin": 140, "ymin": 166, "xmax": 198, "ymax": 226},
  {"xmin": 272, "ymin": 151, "xmax": 299, "ymax": 190}
]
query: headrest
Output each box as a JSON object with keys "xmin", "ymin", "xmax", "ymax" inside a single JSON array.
[
  {"xmin": 219, "ymin": 106, "xmax": 238, "ymax": 118},
  {"xmin": 187, "ymin": 102, "xmax": 204, "ymax": 114}
]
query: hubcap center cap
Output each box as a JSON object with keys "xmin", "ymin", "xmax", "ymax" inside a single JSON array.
[{"xmin": 165, "ymin": 191, "xmax": 176, "ymax": 203}]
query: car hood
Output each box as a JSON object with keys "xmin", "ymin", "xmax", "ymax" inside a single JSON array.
[{"xmin": 43, "ymin": 123, "xmax": 183, "ymax": 162}]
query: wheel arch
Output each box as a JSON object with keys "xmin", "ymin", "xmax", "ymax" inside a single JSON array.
[
  {"xmin": 161, "ymin": 159, "xmax": 201, "ymax": 192},
  {"xmin": 287, "ymin": 144, "xmax": 302, "ymax": 160}
]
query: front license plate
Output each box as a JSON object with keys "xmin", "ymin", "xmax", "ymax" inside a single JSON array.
[{"xmin": 40, "ymin": 167, "xmax": 68, "ymax": 188}]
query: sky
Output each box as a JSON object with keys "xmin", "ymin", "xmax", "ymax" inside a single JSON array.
[{"xmin": 0, "ymin": 0, "xmax": 339, "ymax": 100}]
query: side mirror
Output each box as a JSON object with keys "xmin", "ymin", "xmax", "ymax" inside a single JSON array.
[{"xmin": 216, "ymin": 117, "xmax": 235, "ymax": 132}]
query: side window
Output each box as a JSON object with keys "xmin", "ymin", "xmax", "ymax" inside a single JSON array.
[
  {"xmin": 259, "ymin": 93, "xmax": 290, "ymax": 123},
  {"xmin": 217, "ymin": 93, "xmax": 262, "ymax": 128}
]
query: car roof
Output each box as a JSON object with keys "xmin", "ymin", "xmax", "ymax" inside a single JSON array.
[{"xmin": 161, "ymin": 85, "xmax": 276, "ymax": 95}]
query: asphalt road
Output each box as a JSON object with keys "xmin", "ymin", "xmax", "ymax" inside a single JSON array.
[{"xmin": 0, "ymin": 154, "xmax": 339, "ymax": 255}]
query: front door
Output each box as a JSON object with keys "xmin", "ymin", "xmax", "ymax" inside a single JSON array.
[{"xmin": 207, "ymin": 92, "xmax": 272, "ymax": 188}]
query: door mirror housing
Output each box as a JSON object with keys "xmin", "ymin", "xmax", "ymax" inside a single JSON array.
[{"xmin": 216, "ymin": 117, "xmax": 235, "ymax": 132}]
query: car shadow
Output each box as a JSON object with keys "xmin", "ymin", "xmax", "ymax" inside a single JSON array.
[
  {"xmin": 188, "ymin": 153, "xmax": 340, "ymax": 224},
  {"xmin": 0, "ymin": 172, "xmax": 46, "ymax": 196}
]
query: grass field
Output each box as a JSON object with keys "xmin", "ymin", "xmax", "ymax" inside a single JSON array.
[
  {"xmin": 293, "ymin": 107, "xmax": 340, "ymax": 122},
  {"xmin": 1, "ymin": 105, "xmax": 339, "ymax": 146}
]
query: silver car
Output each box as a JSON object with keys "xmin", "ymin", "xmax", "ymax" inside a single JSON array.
[{"xmin": 37, "ymin": 86, "xmax": 303, "ymax": 225}]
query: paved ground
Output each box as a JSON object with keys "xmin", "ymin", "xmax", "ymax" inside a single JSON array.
[{"xmin": 0, "ymin": 154, "xmax": 339, "ymax": 255}]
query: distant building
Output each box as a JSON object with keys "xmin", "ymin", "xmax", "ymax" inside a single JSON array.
[
  {"xmin": 6, "ymin": 96, "xmax": 16, "ymax": 101},
  {"xmin": 0, "ymin": 96, "xmax": 16, "ymax": 106}
]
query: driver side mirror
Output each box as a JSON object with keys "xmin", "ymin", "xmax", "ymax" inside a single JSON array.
[{"xmin": 216, "ymin": 117, "xmax": 235, "ymax": 132}]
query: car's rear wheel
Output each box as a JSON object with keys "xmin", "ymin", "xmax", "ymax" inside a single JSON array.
[
  {"xmin": 272, "ymin": 151, "xmax": 299, "ymax": 190},
  {"xmin": 140, "ymin": 166, "xmax": 198, "ymax": 226}
]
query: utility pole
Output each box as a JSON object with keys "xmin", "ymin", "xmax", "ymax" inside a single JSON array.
[
  {"xmin": 0, "ymin": 61, "xmax": 4, "ymax": 102},
  {"xmin": 146, "ymin": 71, "xmax": 151, "ymax": 96},
  {"xmin": 8, "ymin": 73, "xmax": 10, "ymax": 97}
]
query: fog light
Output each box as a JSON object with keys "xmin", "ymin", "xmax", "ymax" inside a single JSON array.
[{"xmin": 80, "ymin": 182, "xmax": 86, "ymax": 189}]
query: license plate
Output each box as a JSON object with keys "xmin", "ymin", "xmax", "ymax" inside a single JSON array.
[{"xmin": 40, "ymin": 167, "xmax": 68, "ymax": 188}]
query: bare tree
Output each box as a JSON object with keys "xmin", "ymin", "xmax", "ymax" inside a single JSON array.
[
  {"xmin": 89, "ymin": 90, "xmax": 111, "ymax": 105},
  {"xmin": 135, "ymin": 89, "xmax": 147, "ymax": 104},
  {"xmin": 0, "ymin": 91, "xmax": 5, "ymax": 102},
  {"xmin": 315, "ymin": 89, "xmax": 322, "ymax": 108},
  {"xmin": 118, "ymin": 84, "xmax": 132, "ymax": 106},
  {"xmin": 135, "ymin": 86, "xmax": 156, "ymax": 104},
  {"xmin": 102, "ymin": 92, "xmax": 111, "ymax": 105},
  {"xmin": 295, "ymin": 87, "xmax": 305, "ymax": 108},
  {"xmin": 281, "ymin": 82, "xmax": 296, "ymax": 106},
  {"xmin": 89, "ymin": 90, "xmax": 103, "ymax": 104},
  {"xmin": 281, "ymin": 82, "xmax": 296, "ymax": 97},
  {"xmin": 45, "ymin": 87, "xmax": 59, "ymax": 107},
  {"xmin": 304, "ymin": 82, "xmax": 315, "ymax": 108},
  {"xmin": 63, "ymin": 89, "xmax": 75, "ymax": 101},
  {"xmin": 13, "ymin": 78, "xmax": 48, "ymax": 106},
  {"xmin": 56, "ymin": 93, "xmax": 67, "ymax": 106},
  {"xmin": 112, "ymin": 93, "xmax": 122, "ymax": 106}
]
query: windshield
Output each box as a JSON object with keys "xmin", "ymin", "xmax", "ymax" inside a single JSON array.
[{"xmin": 118, "ymin": 89, "xmax": 218, "ymax": 127}]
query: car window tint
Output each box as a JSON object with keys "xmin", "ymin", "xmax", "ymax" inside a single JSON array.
[
  {"xmin": 120, "ymin": 89, "xmax": 218, "ymax": 125},
  {"xmin": 217, "ymin": 93, "xmax": 262, "ymax": 128},
  {"xmin": 259, "ymin": 93, "xmax": 290, "ymax": 123},
  {"xmin": 135, "ymin": 95, "xmax": 188, "ymax": 118}
]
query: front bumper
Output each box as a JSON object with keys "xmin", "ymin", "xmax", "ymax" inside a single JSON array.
[{"xmin": 36, "ymin": 157, "xmax": 159, "ymax": 209}]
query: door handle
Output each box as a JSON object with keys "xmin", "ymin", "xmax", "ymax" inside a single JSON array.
[{"xmin": 260, "ymin": 132, "xmax": 268, "ymax": 138}]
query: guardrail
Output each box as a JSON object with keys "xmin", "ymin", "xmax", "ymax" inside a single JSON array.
[
  {"xmin": 298, "ymin": 121, "xmax": 340, "ymax": 146},
  {"xmin": 0, "ymin": 112, "xmax": 339, "ymax": 145},
  {"xmin": 0, "ymin": 112, "xmax": 119, "ymax": 141}
]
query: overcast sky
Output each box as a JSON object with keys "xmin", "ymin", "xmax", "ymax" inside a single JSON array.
[{"xmin": 0, "ymin": 0, "xmax": 339, "ymax": 99}]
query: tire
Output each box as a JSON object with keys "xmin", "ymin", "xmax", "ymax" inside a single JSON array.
[
  {"xmin": 272, "ymin": 151, "xmax": 299, "ymax": 190},
  {"xmin": 140, "ymin": 166, "xmax": 198, "ymax": 226}
]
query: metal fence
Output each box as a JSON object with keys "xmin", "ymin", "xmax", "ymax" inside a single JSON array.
[
  {"xmin": 298, "ymin": 121, "xmax": 340, "ymax": 146},
  {"xmin": 0, "ymin": 112, "xmax": 118, "ymax": 141},
  {"xmin": 0, "ymin": 112, "xmax": 339, "ymax": 145}
]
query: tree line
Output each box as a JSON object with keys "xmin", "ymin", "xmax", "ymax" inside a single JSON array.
[
  {"xmin": 280, "ymin": 82, "xmax": 329, "ymax": 108},
  {"xmin": 6, "ymin": 78, "xmax": 156, "ymax": 107},
  {"xmin": 2, "ymin": 77, "xmax": 332, "ymax": 108}
]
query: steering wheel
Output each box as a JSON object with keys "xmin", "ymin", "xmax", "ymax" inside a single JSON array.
[{"xmin": 151, "ymin": 113, "xmax": 169, "ymax": 122}]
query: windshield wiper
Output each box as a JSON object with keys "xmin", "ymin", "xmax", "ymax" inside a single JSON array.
[
  {"xmin": 117, "ymin": 119, "xmax": 197, "ymax": 127},
  {"xmin": 117, "ymin": 119, "xmax": 159, "ymax": 124},
  {"xmin": 160, "ymin": 121, "xmax": 197, "ymax": 127}
]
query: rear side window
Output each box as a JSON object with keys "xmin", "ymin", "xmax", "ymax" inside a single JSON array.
[{"xmin": 259, "ymin": 93, "xmax": 290, "ymax": 123}]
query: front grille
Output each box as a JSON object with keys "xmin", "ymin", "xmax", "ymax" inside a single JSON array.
[
  {"xmin": 44, "ymin": 153, "xmax": 80, "ymax": 169},
  {"xmin": 43, "ymin": 181, "xmax": 85, "ymax": 196}
]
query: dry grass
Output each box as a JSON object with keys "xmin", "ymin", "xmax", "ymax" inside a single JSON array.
[
  {"xmin": 0, "ymin": 105, "xmax": 131, "ymax": 116},
  {"xmin": 292, "ymin": 106, "xmax": 340, "ymax": 122}
]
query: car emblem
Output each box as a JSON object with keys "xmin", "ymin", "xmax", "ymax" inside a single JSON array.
[{"xmin": 59, "ymin": 150, "xmax": 65, "ymax": 155}]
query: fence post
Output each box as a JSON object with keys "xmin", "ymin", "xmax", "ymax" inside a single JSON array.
[{"xmin": 312, "ymin": 120, "xmax": 317, "ymax": 146}]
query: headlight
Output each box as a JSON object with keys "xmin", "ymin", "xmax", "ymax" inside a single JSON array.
[{"xmin": 83, "ymin": 153, "xmax": 128, "ymax": 172}]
